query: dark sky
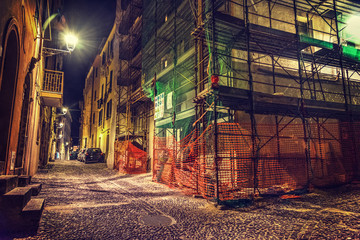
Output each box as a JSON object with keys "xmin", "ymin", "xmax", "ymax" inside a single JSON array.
[{"xmin": 62, "ymin": 0, "xmax": 116, "ymax": 145}]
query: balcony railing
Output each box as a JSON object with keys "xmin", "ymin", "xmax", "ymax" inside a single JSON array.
[{"xmin": 40, "ymin": 69, "xmax": 64, "ymax": 107}]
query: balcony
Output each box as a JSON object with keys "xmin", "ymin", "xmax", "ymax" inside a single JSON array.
[{"xmin": 40, "ymin": 69, "xmax": 64, "ymax": 107}]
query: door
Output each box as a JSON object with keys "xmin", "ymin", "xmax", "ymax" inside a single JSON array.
[{"xmin": 0, "ymin": 25, "xmax": 20, "ymax": 174}]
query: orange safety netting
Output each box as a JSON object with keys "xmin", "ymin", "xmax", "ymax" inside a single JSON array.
[
  {"xmin": 114, "ymin": 140, "xmax": 147, "ymax": 174},
  {"xmin": 153, "ymin": 122, "xmax": 360, "ymax": 201}
]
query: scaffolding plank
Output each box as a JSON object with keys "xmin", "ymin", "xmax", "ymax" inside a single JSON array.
[{"xmin": 218, "ymin": 85, "xmax": 360, "ymax": 119}]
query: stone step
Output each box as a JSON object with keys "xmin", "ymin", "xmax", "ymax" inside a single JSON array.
[
  {"xmin": 18, "ymin": 175, "xmax": 31, "ymax": 187},
  {"xmin": 0, "ymin": 199, "xmax": 45, "ymax": 237},
  {"xmin": 1, "ymin": 187, "xmax": 32, "ymax": 212},
  {"xmin": 21, "ymin": 199, "xmax": 45, "ymax": 234},
  {"xmin": 22, "ymin": 198, "xmax": 45, "ymax": 219},
  {"xmin": 0, "ymin": 175, "xmax": 18, "ymax": 195},
  {"xmin": 29, "ymin": 183, "xmax": 42, "ymax": 196}
]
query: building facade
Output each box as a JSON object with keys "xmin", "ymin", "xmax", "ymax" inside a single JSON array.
[
  {"xmin": 0, "ymin": 0, "xmax": 65, "ymax": 176},
  {"xmin": 80, "ymin": 24, "xmax": 119, "ymax": 168}
]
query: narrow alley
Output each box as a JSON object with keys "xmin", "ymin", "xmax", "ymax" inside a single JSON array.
[
  {"xmin": 2, "ymin": 0, "xmax": 360, "ymax": 239},
  {"xmin": 10, "ymin": 159, "xmax": 360, "ymax": 239}
]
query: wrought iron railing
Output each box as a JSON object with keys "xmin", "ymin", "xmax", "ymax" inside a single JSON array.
[{"xmin": 42, "ymin": 69, "xmax": 64, "ymax": 93}]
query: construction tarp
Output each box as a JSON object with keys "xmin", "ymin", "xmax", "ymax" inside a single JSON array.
[{"xmin": 114, "ymin": 140, "xmax": 147, "ymax": 174}]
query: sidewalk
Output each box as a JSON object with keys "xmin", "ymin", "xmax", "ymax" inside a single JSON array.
[{"xmin": 16, "ymin": 159, "xmax": 360, "ymax": 239}]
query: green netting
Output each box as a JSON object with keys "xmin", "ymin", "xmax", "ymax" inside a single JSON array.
[
  {"xmin": 343, "ymin": 45, "xmax": 360, "ymax": 62},
  {"xmin": 299, "ymin": 35, "xmax": 334, "ymax": 50}
]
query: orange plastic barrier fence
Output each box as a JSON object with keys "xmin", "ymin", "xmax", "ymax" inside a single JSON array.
[
  {"xmin": 153, "ymin": 122, "xmax": 360, "ymax": 201},
  {"xmin": 114, "ymin": 140, "xmax": 147, "ymax": 174}
]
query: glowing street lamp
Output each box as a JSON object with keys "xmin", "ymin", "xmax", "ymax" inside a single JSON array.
[
  {"xmin": 64, "ymin": 33, "xmax": 78, "ymax": 52},
  {"xmin": 43, "ymin": 31, "xmax": 79, "ymax": 56},
  {"xmin": 62, "ymin": 107, "xmax": 68, "ymax": 115}
]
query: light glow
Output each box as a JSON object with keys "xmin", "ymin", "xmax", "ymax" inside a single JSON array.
[
  {"xmin": 62, "ymin": 107, "xmax": 68, "ymax": 114},
  {"xmin": 64, "ymin": 33, "xmax": 78, "ymax": 52}
]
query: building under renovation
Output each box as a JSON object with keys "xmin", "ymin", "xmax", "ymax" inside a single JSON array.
[
  {"xmin": 142, "ymin": 0, "xmax": 360, "ymax": 202},
  {"xmin": 114, "ymin": 0, "xmax": 152, "ymax": 173},
  {"xmin": 81, "ymin": 0, "xmax": 152, "ymax": 172}
]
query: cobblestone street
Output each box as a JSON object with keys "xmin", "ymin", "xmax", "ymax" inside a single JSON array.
[{"xmin": 14, "ymin": 160, "xmax": 360, "ymax": 239}]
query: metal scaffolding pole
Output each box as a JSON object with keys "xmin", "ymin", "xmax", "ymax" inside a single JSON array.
[{"xmin": 293, "ymin": 0, "xmax": 312, "ymax": 187}]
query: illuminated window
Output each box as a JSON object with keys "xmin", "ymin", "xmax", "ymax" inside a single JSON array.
[{"xmin": 161, "ymin": 57, "xmax": 168, "ymax": 69}]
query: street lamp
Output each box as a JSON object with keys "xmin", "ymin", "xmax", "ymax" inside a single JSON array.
[
  {"xmin": 64, "ymin": 33, "xmax": 78, "ymax": 52},
  {"xmin": 62, "ymin": 107, "xmax": 68, "ymax": 115},
  {"xmin": 43, "ymin": 32, "xmax": 79, "ymax": 57}
]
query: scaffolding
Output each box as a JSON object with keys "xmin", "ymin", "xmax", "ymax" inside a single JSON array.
[
  {"xmin": 142, "ymin": 0, "xmax": 360, "ymax": 202},
  {"xmin": 114, "ymin": 0, "xmax": 151, "ymax": 173}
]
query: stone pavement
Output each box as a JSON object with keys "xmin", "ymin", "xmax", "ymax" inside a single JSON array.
[{"xmin": 13, "ymin": 160, "xmax": 360, "ymax": 239}]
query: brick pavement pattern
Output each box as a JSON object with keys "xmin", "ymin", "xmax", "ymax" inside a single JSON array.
[{"xmin": 15, "ymin": 160, "xmax": 360, "ymax": 239}]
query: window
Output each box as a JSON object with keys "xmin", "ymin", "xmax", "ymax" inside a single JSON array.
[
  {"xmin": 106, "ymin": 100, "xmax": 112, "ymax": 119},
  {"xmin": 297, "ymin": 17, "xmax": 312, "ymax": 36},
  {"xmin": 109, "ymin": 70, "xmax": 113, "ymax": 93},
  {"xmin": 101, "ymin": 84, "xmax": 104, "ymax": 99},
  {"xmin": 110, "ymin": 38, "xmax": 114, "ymax": 58},
  {"xmin": 95, "ymin": 67, "xmax": 98, "ymax": 77},
  {"xmin": 161, "ymin": 57, "xmax": 168, "ymax": 69},
  {"xmin": 45, "ymin": 58, "xmax": 49, "ymax": 69},
  {"xmin": 92, "ymin": 112, "xmax": 95, "ymax": 124},
  {"xmin": 94, "ymin": 90, "xmax": 97, "ymax": 101},
  {"xmin": 99, "ymin": 109, "xmax": 103, "ymax": 126},
  {"xmin": 102, "ymin": 53, "xmax": 106, "ymax": 65}
]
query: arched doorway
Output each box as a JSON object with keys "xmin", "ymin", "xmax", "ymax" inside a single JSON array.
[{"xmin": 0, "ymin": 21, "xmax": 20, "ymax": 174}]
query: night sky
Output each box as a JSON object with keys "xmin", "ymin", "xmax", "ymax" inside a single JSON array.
[{"xmin": 62, "ymin": 0, "xmax": 116, "ymax": 145}]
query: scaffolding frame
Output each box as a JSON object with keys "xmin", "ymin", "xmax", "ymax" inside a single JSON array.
[
  {"xmin": 143, "ymin": 0, "xmax": 360, "ymax": 202},
  {"xmin": 194, "ymin": 0, "xmax": 360, "ymax": 200},
  {"xmin": 116, "ymin": 0, "xmax": 151, "ymax": 150},
  {"xmin": 114, "ymin": 0, "xmax": 153, "ymax": 174}
]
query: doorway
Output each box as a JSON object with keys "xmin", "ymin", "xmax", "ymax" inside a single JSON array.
[{"xmin": 0, "ymin": 23, "xmax": 20, "ymax": 174}]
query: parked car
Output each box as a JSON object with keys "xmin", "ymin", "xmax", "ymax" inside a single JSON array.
[
  {"xmin": 84, "ymin": 148, "xmax": 105, "ymax": 164},
  {"xmin": 70, "ymin": 150, "xmax": 79, "ymax": 160},
  {"xmin": 77, "ymin": 148, "xmax": 87, "ymax": 162}
]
